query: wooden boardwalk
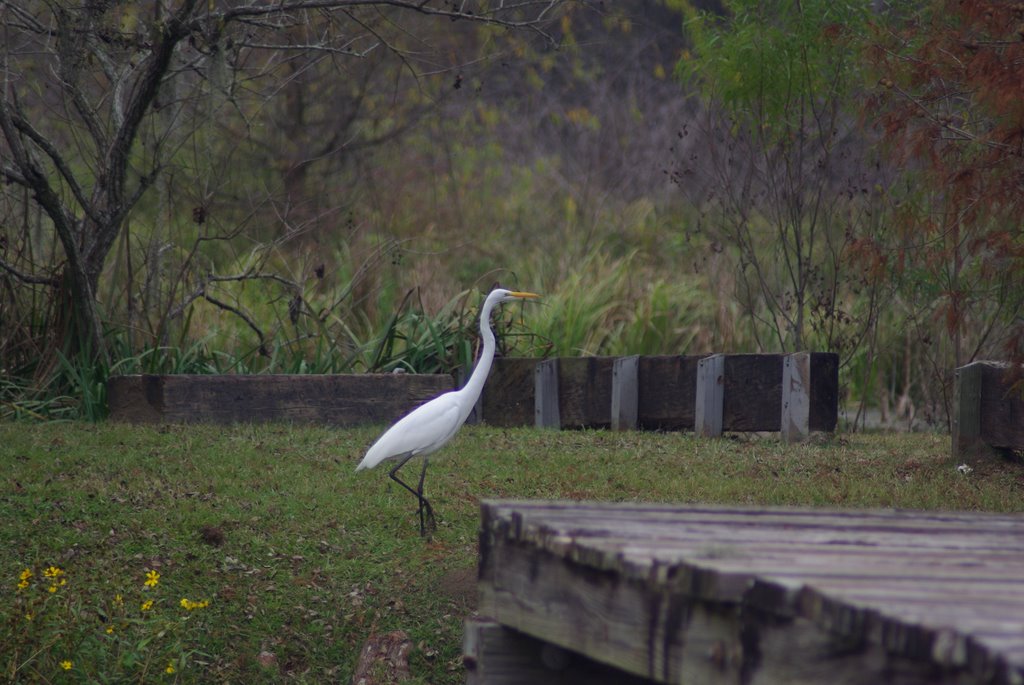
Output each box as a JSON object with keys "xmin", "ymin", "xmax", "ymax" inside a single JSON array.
[{"xmin": 467, "ymin": 501, "xmax": 1024, "ymax": 685}]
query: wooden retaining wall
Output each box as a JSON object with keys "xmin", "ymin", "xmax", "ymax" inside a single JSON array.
[
  {"xmin": 482, "ymin": 352, "xmax": 838, "ymax": 439},
  {"xmin": 108, "ymin": 352, "xmax": 838, "ymax": 438},
  {"xmin": 953, "ymin": 361, "xmax": 1024, "ymax": 460}
]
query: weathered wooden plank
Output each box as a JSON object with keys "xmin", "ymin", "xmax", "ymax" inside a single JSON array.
[
  {"xmin": 481, "ymin": 499, "xmax": 1024, "ymax": 533},
  {"xmin": 535, "ymin": 359, "xmax": 561, "ymax": 429},
  {"xmin": 107, "ymin": 374, "xmax": 165, "ymax": 423},
  {"xmin": 107, "ymin": 373, "xmax": 454, "ymax": 425},
  {"xmin": 481, "ymin": 357, "xmax": 541, "ymax": 427},
  {"xmin": 695, "ymin": 354, "xmax": 725, "ymax": 437},
  {"xmin": 636, "ymin": 355, "xmax": 705, "ymax": 431},
  {"xmin": 478, "ymin": 534, "xmax": 735, "ymax": 682},
  {"xmin": 555, "ymin": 356, "xmax": 617, "ymax": 428},
  {"xmin": 782, "ymin": 352, "xmax": 811, "ymax": 442},
  {"xmin": 611, "ymin": 355, "xmax": 640, "ymax": 431}
]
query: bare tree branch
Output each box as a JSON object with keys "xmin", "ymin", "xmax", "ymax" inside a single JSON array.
[
  {"xmin": 0, "ymin": 255, "xmax": 59, "ymax": 286},
  {"xmin": 202, "ymin": 292, "xmax": 268, "ymax": 354}
]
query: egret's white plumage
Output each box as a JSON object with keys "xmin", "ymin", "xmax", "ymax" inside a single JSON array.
[
  {"xmin": 356, "ymin": 287, "xmax": 540, "ymax": 534},
  {"xmin": 356, "ymin": 395, "xmax": 463, "ymax": 472}
]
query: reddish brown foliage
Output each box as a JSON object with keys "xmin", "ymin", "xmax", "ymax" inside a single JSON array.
[{"xmin": 865, "ymin": 0, "xmax": 1024, "ymax": 363}]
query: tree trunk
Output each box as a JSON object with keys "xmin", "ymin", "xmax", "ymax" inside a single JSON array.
[{"xmin": 60, "ymin": 260, "xmax": 109, "ymax": 367}]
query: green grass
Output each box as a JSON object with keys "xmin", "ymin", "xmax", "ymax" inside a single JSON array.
[{"xmin": 2, "ymin": 423, "xmax": 1022, "ymax": 683}]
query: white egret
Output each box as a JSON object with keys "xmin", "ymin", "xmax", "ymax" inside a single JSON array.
[{"xmin": 356, "ymin": 287, "xmax": 541, "ymax": 535}]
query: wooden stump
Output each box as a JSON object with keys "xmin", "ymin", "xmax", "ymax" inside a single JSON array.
[{"xmin": 954, "ymin": 361, "xmax": 1024, "ymax": 461}]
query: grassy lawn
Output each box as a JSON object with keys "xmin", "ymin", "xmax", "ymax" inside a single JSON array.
[{"xmin": 2, "ymin": 422, "xmax": 1023, "ymax": 683}]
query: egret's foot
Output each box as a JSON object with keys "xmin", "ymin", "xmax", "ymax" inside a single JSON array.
[
  {"xmin": 418, "ymin": 498, "xmax": 437, "ymax": 538},
  {"xmin": 423, "ymin": 503, "xmax": 437, "ymax": 537}
]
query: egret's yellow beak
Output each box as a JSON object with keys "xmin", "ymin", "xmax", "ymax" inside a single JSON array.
[{"xmin": 508, "ymin": 291, "xmax": 541, "ymax": 299}]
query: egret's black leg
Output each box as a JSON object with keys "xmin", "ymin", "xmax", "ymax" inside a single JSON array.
[
  {"xmin": 388, "ymin": 455, "xmax": 435, "ymax": 537},
  {"xmin": 417, "ymin": 458, "xmax": 436, "ymax": 535}
]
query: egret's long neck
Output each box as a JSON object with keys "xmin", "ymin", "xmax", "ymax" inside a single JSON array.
[{"xmin": 459, "ymin": 295, "xmax": 499, "ymax": 408}]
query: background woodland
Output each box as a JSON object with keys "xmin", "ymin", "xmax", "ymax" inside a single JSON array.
[{"xmin": 1, "ymin": 0, "xmax": 1022, "ymax": 427}]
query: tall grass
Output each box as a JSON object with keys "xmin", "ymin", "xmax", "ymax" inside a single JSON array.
[{"xmin": 518, "ymin": 250, "xmax": 716, "ymax": 357}]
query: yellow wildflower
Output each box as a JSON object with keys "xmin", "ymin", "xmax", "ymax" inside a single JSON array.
[
  {"xmin": 106, "ymin": 625, "xmax": 115, "ymax": 634},
  {"xmin": 141, "ymin": 599, "xmax": 154, "ymax": 611},
  {"xmin": 17, "ymin": 568, "xmax": 32, "ymax": 590},
  {"xmin": 165, "ymin": 662, "xmax": 176, "ymax": 674},
  {"xmin": 24, "ymin": 611, "xmax": 33, "ymax": 621},
  {"xmin": 179, "ymin": 598, "xmax": 210, "ymax": 611},
  {"xmin": 43, "ymin": 566, "xmax": 64, "ymax": 579},
  {"xmin": 144, "ymin": 570, "xmax": 160, "ymax": 588},
  {"xmin": 114, "ymin": 593, "xmax": 123, "ymax": 606},
  {"xmin": 60, "ymin": 660, "xmax": 72, "ymax": 671}
]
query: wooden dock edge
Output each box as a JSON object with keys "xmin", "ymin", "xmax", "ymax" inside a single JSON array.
[{"xmin": 472, "ymin": 500, "xmax": 1019, "ymax": 685}]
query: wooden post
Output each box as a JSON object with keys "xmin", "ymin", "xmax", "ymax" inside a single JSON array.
[
  {"xmin": 535, "ymin": 359, "xmax": 561, "ymax": 429},
  {"xmin": 695, "ymin": 354, "xmax": 724, "ymax": 437},
  {"xmin": 953, "ymin": 362, "xmax": 984, "ymax": 461},
  {"xmin": 611, "ymin": 355, "xmax": 639, "ymax": 431},
  {"xmin": 781, "ymin": 352, "xmax": 811, "ymax": 442}
]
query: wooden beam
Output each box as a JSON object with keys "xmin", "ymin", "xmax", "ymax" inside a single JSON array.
[
  {"xmin": 695, "ymin": 354, "xmax": 725, "ymax": 437},
  {"xmin": 482, "ymin": 358, "xmax": 541, "ymax": 427},
  {"xmin": 555, "ymin": 357, "xmax": 617, "ymax": 428},
  {"xmin": 464, "ymin": 618, "xmax": 653, "ymax": 685},
  {"xmin": 611, "ymin": 355, "xmax": 640, "ymax": 431},
  {"xmin": 637, "ymin": 355, "xmax": 705, "ymax": 431},
  {"xmin": 535, "ymin": 359, "xmax": 561, "ymax": 429},
  {"xmin": 721, "ymin": 354, "xmax": 783, "ymax": 431},
  {"xmin": 782, "ymin": 352, "xmax": 811, "ymax": 443},
  {"xmin": 106, "ymin": 373, "xmax": 454, "ymax": 425}
]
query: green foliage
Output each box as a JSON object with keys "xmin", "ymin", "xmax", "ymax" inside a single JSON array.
[{"xmin": 675, "ymin": 0, "xmax": 868, "ymax": 125}]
